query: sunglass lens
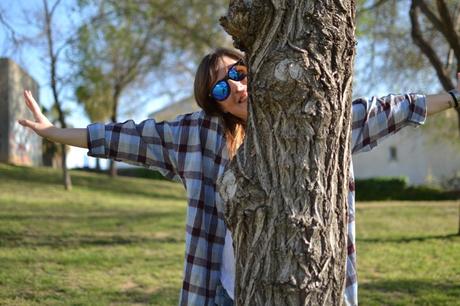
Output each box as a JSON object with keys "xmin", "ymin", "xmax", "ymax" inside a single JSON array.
[
  {"xmin": 211, "ymin": 81, "xmax": 230, "ymax": 101},
  {"xmin": 228, "ymin": 65, "xmax": 247, "ymax": 81}
]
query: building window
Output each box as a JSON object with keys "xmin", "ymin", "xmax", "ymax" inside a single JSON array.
[{"xmin": 389, "ymin": 146, "xmax": 398, "ymax": 162}]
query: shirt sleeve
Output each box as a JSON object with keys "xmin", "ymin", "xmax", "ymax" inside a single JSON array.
[
  {"xmin": 351, "ymin": 93, "xmax": 427, "ymax": 155},
  {"xmin": 86, "ymin": 116, "xmax": 188, "ymax": 181}
]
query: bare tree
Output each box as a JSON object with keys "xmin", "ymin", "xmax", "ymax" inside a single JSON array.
[
  {"xmin": 409, "ymin": 0, "xmax": 460, "ymax": 129},
  {"xmin": 409, "ymin": 2, "xmax": 460, "ymax": 236},
  {"xmin": 0, "ymin": 0, "xmax": 85, "ymax": 190},
  {"xmin": 356, "ymin": 0, "xmax": 459, "ymax": 133},
  {"xmin": 42, "ymin": 0, "xmax": 72, "ymax": 190},
  {"xmin": 219, "ymin": 1, "xmax": 356, "ymax": 305},
  {"xmin": 356, "ymin": 0, "xmax": 460, "ymax": 235},
  {"xmin": 72, "ymin": 0, "xmax": 230, "ymax": 177}
]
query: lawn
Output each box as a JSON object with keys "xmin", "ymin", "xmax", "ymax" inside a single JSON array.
[{"xmin": 0, "ymin": 163, "xmax": 459, "ymax": 305}]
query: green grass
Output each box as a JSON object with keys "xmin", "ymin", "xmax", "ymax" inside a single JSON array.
[
  {"xmin": 356, "ymin": 202, "xmax": 460, "ymax": 305},
  {"xmin": 0, "ymin": 163, "xmax": 186, "ymax": 305},
  {"xmin": 0, "ymin": 163, "xmax": 459, "ymax": 305}
]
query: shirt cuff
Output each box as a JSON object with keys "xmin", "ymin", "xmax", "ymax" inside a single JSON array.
[
  {"xmin": 407, "ymin": 94, "xmax": 427, "ymax": 126},
  {"xmin": 87, "ymin": 123, "xmax": 107, "ymax": 158}
]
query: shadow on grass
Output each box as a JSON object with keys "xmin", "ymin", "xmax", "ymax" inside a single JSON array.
[
  {"xmin": 0, "ymin": 231, "xmax": 184, "ymax": 248},
  {"xmin": 0, "ymin": 165, "xmax": 62, "ymax": 184},
  {"xmin": 357, "ymin": 233, "xmax": 459, "ymax": 244},
  {"xmin": 0, "ymin": 209, "xmax": 185, "ymax": 248},
  {"xmin": 360, "ymin": 279, "xmax": 460, "ymax": 305},
  {"xmin": 70, "ymin": 174, "xmax": 186, "ymax": 201},
  {"xmin": 109, "ymin": 286, "xmax": 179, "ymax": 305},
  {"xmin": 0, "ymin": 210, "xmax": 183, "ymax": 222},
  {"xmin": 28, "ymin": 287, "xmax": 180, "ymax": 305},
  {"xmin": 0, "ymin": 164, "xmax": 186, "ymax": 201}
]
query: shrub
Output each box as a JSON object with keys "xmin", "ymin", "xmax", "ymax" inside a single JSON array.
[
  {"xmin": 441, "ymin": 172, "xmax": 460, "ymax": 191},
  {"xmin": 117, "ymin": 168, "xmax": 167, "ymax": 180},
  {"xmin": 74, "ymin": 167, "xmax": 167, "ymax": 180},
  {"xmin": 355, "ymin": 177, "xmax": 458, "ymax": 201}
]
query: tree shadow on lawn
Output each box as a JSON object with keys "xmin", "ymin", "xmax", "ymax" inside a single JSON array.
[
  {"xmin": 0, "ymin": 230, "xmax": 184, "ymax": 248},
  {"xmin": 357, "ymin": 233, "xmax": 459, "ymax": 244},
  {"xmin": 360, "ymin": 279, "xmax": 460, "ymax": 304},
  {"xmin": 0, "ymin": 209, "xmax": 183, "ymax": 222},
  {"xmin": 0, "ymin": 165, "xmax": 186, "ymax": 201},
  {"xmin": 70, "ymin": 174, "xmax": 186, "ymax": 201},
  {"xmin": 30, "ymin": 286, "xmax": 179, "ymax": 305},
  {"xmin": 108, "ymin": 286, "xmax": 179, "ymax": 305},
  {"xmin": 0, "ymin": 209, "xmax": 185, "ymax": 248},
  {"xmin": 0, "ymin": 164, "xmax": 62, "ymax": 185}
]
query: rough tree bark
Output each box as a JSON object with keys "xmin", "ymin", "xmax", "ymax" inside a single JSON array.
[{"xmin": 219, "ymin": 1, "xmax": 356, "ymax": 305}]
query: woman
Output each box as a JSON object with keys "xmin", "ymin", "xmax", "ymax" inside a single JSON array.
[{"xmin": 19, "ymin": 47, "xmax": 459, "ymax": 306}]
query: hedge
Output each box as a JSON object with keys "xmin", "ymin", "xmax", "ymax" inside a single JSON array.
[{"xmin": 354, "ymin": 177, "xmax": 459, "ymax": 201}]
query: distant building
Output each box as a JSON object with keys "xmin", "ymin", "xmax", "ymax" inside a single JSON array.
[
  {"xmin": 149, "ymin": 96, "xmax": 200, "ymax": 121},
  {"xmin": 353, "ymin": 116, "xmax": 460, "ymax": 186},
  {"xmin": 0, "ymin": 58, "xmax": 42, "ymax": 166}
]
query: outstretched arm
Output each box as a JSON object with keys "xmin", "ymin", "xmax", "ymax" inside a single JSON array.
[
  {"xmin": 18, "ymin": 90, "xmax": 87, "ymax": 148},
  {"xmin": 426, "ymin": 73, "xmax": 460, "ymax": 116},
  {"xmin": 351, "ymin": 73, "xmax": 460, "ymax": 154}
]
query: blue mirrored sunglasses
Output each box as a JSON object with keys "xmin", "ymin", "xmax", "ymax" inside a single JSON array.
[{"xmin": 210, "ymin": 60, "xmax": 247, "ymax": 102}]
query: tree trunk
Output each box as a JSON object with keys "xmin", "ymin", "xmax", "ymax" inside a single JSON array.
[
  {"xmin": 108, "ymin": 88, "xmax": 120, "ymax": 178},
  {"xmin": 43, "ymin": 0, "xmax": 72, "ymax": 191},
  {"xmin": 95, "ymin": 158, "xmax": 101, "ymax": 171},
  {"xmin": 219, "ymin": 1, "xmax": 356, "ymax": 305},
  {"xmin": 109, "ymin": 159, "xmax": 118, "ymax": 177},
  {"xmin": 60, "ymin": 144, "xmax": 72, "ymax": 191},
  {"xmin": 458, "ymin": 202, "xmax": 460, "ymax": 236}
]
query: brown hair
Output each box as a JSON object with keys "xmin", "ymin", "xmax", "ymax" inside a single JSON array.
[{"xmin": 194, "ymin": 48, "xmax": 246, "ymax": 158}]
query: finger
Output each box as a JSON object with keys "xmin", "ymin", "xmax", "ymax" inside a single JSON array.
[
  {"xmin": 24, "ymin": 90, "xmax": 37, "ymax": 107},
  {"xmin": 23, "ymin": 96, "xmax": 39, "ymax": 121},
  {"xmin": 24, "ymin": 90, "xmax": 42, "ymax": 118},
  {"xmin": 17, "ymin": 119, "xmax": 38, "ymax": 131},
  {"xmin": 23, "ymin": 90, "xmax": 32, "ymax": 108},
  {"xmin": 24, "ymin": 90, "xmax": 36, "ymax": 110},
  {"xmin": 25, "ymin": 90, "xmax": 39, "ymax": 109}
]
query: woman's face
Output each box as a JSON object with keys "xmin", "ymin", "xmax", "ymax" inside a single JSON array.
[{"xmin": 212, "ymin": 56, "xmax": 248, "ymax": 121}]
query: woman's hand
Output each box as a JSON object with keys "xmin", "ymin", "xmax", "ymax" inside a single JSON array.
[
  {"xmin": 450, "ymin": 72, "xmax": 460, "ymax": 108},
  {"xmin": 426, "ymin": 72, "xmax": 460, "ymax": 116},
  {"xmin": 18, "ymin": 90, "xmax": 88, "ymax": 148},
  {"xmin": 18, "ymin": 90, "xmax": 54, "ymax": 138}
]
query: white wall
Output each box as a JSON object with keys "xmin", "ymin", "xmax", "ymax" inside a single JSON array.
[{"xmin": 353, "ymin": 126, "xmax": 460, "ymax": 186}]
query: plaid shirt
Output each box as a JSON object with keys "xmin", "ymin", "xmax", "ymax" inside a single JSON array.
[{"xmin": 87, "ymin": 93, "xmax": 426, "ymax": 306}]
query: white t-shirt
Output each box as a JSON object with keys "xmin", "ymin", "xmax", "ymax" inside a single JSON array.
[{"xmin": 220, "ymin": 229, "xmax": 235, "ymax": 300}]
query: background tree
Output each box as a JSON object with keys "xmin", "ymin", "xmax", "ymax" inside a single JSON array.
[
  {"xmin": 72, "ymin": 2, "xmax": 164, "ymax": 177},
  {"xmin": 356, "ymin": 0, "xmax": 460, "ymax": 235},
  {"xmin": 75, "ymin": 66, "xmax": 112, "ymax": 171},
  {"xmin": 356, "ymin": 0, "xmax": 459, "ymax": 135},
  {"xmin": 72, "ymin": 0, "xmax": 229, "ymax": 176},
  {"xmin": 0, "ymin": 0, "xmax": 89, "ymax": 190},
  {"xmin": 42, "ymin": 0, "xmax": 73, "ymax": 189},
  {"xmin": 219, "ymin": 0, "xmax": 356, "ymax": 304}
]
